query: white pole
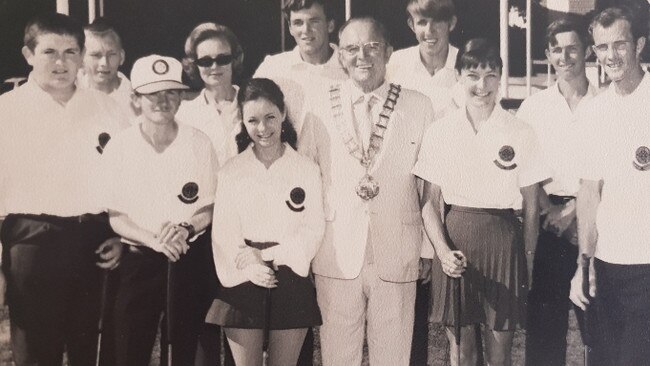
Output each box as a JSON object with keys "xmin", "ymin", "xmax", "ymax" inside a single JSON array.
[
  {"xmin": 280, "ymin": 1, "xmax": 286, "ymax": 52},
  {"xmin": 345, "ymin": 0, "xmax": 351, "ymax": 20},
  {"xmin": 525, "ymin": 0, "xmax": 532, "ymax": 96},
  {"xmin": 89, "ymin": 0, "xmax": 96, "ymax": 24},
  {"xmin": 56, "ymin": 0, "xmax": 69, "ymax": 15},
  {"xmin": 500, "ymin": 0, "xmax": 509, "ymax": 98},
  {"xmin": 99, "ymin": 0, "xmax": 104, "ymax": 17}
]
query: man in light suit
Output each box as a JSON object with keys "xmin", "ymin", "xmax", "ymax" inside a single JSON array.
[{"xmin": 299, "ymin": 17, "xmax": 434, "ymax": 366}]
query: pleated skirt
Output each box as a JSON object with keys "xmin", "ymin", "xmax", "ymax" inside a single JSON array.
[{"xmin": 429, "ymin": 205, "xmax": 528, "ymax": 331}]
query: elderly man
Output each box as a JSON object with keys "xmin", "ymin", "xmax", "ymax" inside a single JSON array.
[
  {"xmin": 0, "ymin": 13, "xmax": 128, "ymax": 365},
  {"xmin": 254, "ymin": 0, "xmax": 347, "ymax": 134},
  {"xmin": 517, "ymin": 18, "xmax": 598, "ymax": 366},
  {"xmin": 569, "ymin": 5, "xmax": 650, "ymax": 365},
  {"xmin": 300, "ymin": 17, "xmax": 433, "ymax": 365}
]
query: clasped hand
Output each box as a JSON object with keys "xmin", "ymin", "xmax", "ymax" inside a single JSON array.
[
  {"xmin": 235, "ymin": 246, "xmax": 277, "ymax": 289},
  {"xmin": 440, "ymin": 250, "xmax": 467, "ymax": 278},
  {"xmin": 152, "ymin": 221, "xmax": 190, "ymax": 262}
]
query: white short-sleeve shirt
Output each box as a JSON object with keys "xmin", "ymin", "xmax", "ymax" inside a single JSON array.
[
  {"xmin": 101, "ymin": 123, "xmax": 218, "ymax": 234},
  {"xmin": 413, "ymin": 106, "xmax": 550, "ymax": 209},
  {"xmin": 516, "ymin": 82, "xmax": 599, "ymax": 196},
  {"xmin": 254, "ymin": 45, "xmax": 348, "ymax": 133},
  {"xmin": 78, "ymin": 71, "xmax": 137, "ymax": 124},
  {"xmin": 176, "ymin": 87, "xmax": 241, "ymax": 166},
  {"xmin": 573, "ymin": 73, "xmax": 650, "ymax": 264},
  {"xmin": 211, "ymin": 145, "xmax": 325, "ymax": 287},
  {"xmin": 0, "ymin": 77, "xmax": 130, "ymax": 217}
]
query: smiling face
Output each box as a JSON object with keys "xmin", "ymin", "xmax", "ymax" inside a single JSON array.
[
  {"xmin": 288, "ymin": 3, "xmax": 334, "ymax": 58},
  {"xmin": 408, "ymin": 13, "xmax": 455, "ymax": 58},
  {"xmin": 195, "ymin": 36, "xmax": 233, "ymax": 89},
  {"xmin": 460, "ymin": 64, "xmax": 500, "ymax": 108},
  {"xmin": 83, "ymin": 33, "xmax": 124, "ymax": 88},
  {"xmin": 592, "ymin": 19, "xmax": 644, "ymax": 83},
  {"xmin": 338, "ymin": 20, "xmax": 392, "ymax": 92},
  {"xmin": 546, "ymin": 31, "xmax": 588, "ymax": 82},
  {"xmin": 23, "ymin": 33, "xmax": 83, "ymax": 94},
  {"xmin": 133, "ymin": 90, "xmax": 181, "ymax": 125},
  {"xmin": 242, "ymin": 97, "xmax": 285, "ymax": 150}
]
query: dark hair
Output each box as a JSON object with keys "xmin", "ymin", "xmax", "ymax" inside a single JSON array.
[
  {"xmin": 84, "ymin": 17, "xmax": 123, "ymax": 49},
  {"xmin": 546, "ymin": 18, "xmax": 591, "ymax": 49},
  {"xmin": 590, "ymin": 6, "xmax": 648, "ymax": 41},
  {"xmin": 235, "ymin": 78, "xmax": 298, "ymax": 153},
  {"xmin": 282, "ymin": 0, "xmax": 334, "ymax": 21},
  {"xmin": 338, "ymin": 17, "xmax": 392, "ymax": 47},
  {"xmin": 406, "ymin": 0, "xmax": 455, "ymax": 22},
  {"xmin": 24, "ymin": 13, "xmax": 85, "ymax": 52},
  {"xmin": 182, "ymin": 22, "xmax": 244, "ymax": 85},
  {"xmin": 455, "ymin": 38, "xmax": 502, "ymax": 73}
]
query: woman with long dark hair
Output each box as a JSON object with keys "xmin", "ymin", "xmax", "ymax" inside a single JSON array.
[{"xmin": 207, "ymin": 78, "xmax": 324, "ymax": 366}]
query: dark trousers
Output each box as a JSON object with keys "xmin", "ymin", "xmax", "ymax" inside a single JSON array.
[
  {"xmin": 113, "ymin": 232, "xmax": 217, "ymax": 366},
  {"xmin": 1, "ymin": 213, "xmax": 114, "ymax": 366},
  {"xmin": 526, "ymin": 226, "xmax": 581, "ymax": 366},
  {"xmin": 410, "ymin": 279, "xmax": 430, "ymax": 365},
  {"xmin": 591, "ymin": 258, "xmax": 650, "ymax": 366}
]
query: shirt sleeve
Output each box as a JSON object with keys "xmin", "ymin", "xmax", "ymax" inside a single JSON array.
[
  {"xmin": 518, "ymin": 127, "xmax": 552, "ymax": 187},
  {"xmin": 571, "ymin": 108, "xmax": 605, "ymax": 181},
  {"xmin": 211, "ymin": 170, "xmax": 249, "ymax": 287},
  {"xmin": 253, "ymin": 55, "xmax": 273, "ymax": 78},
  {"xmin": 412, "ymin": 124, "xmax": 445, "ymax": 186},
  {"xmin": 98, "ymin": 137, "xmax": 126, "ymax": 214},
  {"xmin": 262, "ymin": 161, "xmax": 325, "ymax": 277}
]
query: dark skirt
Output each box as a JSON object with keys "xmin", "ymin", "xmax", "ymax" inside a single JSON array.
[
  {"xmin": 430, "ymin": 205, "xmax": 528, "ymax": 331},
  {"xmin": 205, "ymin": 265, "xmax": 322, "ymax": 330}
]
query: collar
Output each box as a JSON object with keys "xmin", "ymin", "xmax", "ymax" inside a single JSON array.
[
  {"xmin": 288, "ymin": 44, "xmax": 340, "ymax": 68},
  {"xmin": 444, "ymin": 45, "xmax": 459, "ymax": 70},
  {"xmin": 348, "ymin": 79, "xmax": 390, "ymax": 104},
  {"xmin": 606, "ymin": 71, "xmax": 650, "ymax": 100},
  {"xmin": 25, "ymin": 73, "xmax": 79, "ymax": 108},
  {"xmin": 462, "ymin": 103, "xmax": 509, "ymax": 133},
  {"xmin": 551, "ymin": 80, "xmax": 598, "ymax": 99},
  {"xmin": 200, "ymin": 85, "xmax": 240, "ymax": 108},
  {"xmin": 243, "ymin": 142, "xmax": 295, "ymax": 168}
]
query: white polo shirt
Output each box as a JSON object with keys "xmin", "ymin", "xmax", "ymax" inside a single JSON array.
[
  {"xmin": 176, "ymin": 87, "xmax": 241, "ymax": 166},
  {"xmin": 573, "ymin": 73, "xmax": 650, "ymax": 265},
  {"xmin": 387, "ymin": 44, "xmax": 459, "ymax": 90},
  {"xmin": 413, "ymin": 105, "xmax": 550, "ymax": 209},
  {"xmin": 254, "ymin": 45, "xmax": 348, "ymax": 133},
  {"xmin": 212, "ymin": 144, "xmax": 325, "ymax": 287},
  {"xmin": 516, "ymin": 82, "xmax": 599, "ymax": 196},
  {"xmin": 0, "ymin": 77, "xmax": 130, "ymax": 217},
  {"xmin": 101, "ymin": 122, "xmax": 218, "ymax": 235},
  {"xmin": 78, "ymin": 71, "xmax": 137, "ymax": 124}
]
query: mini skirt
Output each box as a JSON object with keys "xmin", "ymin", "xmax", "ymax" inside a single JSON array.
[
  {"xmin": 429, "ymin": 205, "xmax": 528, "ymax": 331},
  {"xmin": 205, "ymin": 265, "xmax": 322, "ymax": 330}
]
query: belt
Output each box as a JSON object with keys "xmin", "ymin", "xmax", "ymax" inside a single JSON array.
[
  {"xmin": 548, "ymin": 194, "xmax": 575, "ymax": 205},
  {"xmin": 449, "ymin": 205, "xmax": 515, "ymax": 216}
]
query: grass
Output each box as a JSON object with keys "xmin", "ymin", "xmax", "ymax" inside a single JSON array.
[{"xmin": 0, "ymin": 306, "xmax": 584, "ymax": 365}]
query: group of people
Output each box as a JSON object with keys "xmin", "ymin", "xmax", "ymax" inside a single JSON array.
[{"xmin": 0, "ymin": 0, "xmax": 649, "ymax": 365}]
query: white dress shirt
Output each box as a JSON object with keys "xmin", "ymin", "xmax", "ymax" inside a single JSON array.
[
  {"xmin": 211, "ymin": 144, "xmax": 325, "ymax": 287},
  {"xmin": 176, "ymin": 87, "xmax": 241, "ymax": 166}
]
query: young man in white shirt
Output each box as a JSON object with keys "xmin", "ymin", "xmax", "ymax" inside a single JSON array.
[
  {"xmin": 254, "ymin": 0, "xmax": 347, "ymax": 134},
  {"xmin": 517, "ymin": 19, "xmax": 598, "ymax": 366},
  {"xmin": 0, "ymin": 13, "xmax": 128, "ymax": 365},
  {"xmin": 78, "ymin": 18, "xmax": 137, "ymax": 122},
  {"xmin": 569, "ymin": 6, "xmax": 650, "ymax": 365}
]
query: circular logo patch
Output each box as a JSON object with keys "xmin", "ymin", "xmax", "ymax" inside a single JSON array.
[
  {"xmin": 178, "ymin": 182, "xmax": 199, "ymax": 204},
  {"xmin": 286, "ymin": 187, "xmax": 306, "ymax": 212},
  {"xmin": 152, "ymin": 59, "xmax": 169, "ymax": 75},
  {"xmin": 290, "ymin": 187, "xmax": 306, "ymax": 205},
  {"xmin": 636, "ymin": 146, "xmax": 650, "ymax": 165},
  {"xmin": 499, "ymin": 145, "xmax": 515, "ymax": 162}
]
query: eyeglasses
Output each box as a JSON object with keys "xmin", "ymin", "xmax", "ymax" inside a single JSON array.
[
  {"xmin": 340, "ymin": 42, "xmax": 385, "ymax": 56},
  {"xmin": 592, "ymin": 40, "xmax": 633, "ymax": 54},
  {"xmin": 194, "ymin": 54, "xmax": 234, "ymax": 67}
]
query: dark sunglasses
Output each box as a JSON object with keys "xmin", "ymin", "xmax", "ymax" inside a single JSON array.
[{"xmin": 194, "ymin": 54, "xmax": 234, "ymax": 67}]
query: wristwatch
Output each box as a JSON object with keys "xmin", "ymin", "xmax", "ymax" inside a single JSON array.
[{"xmin": 179, "ymin": 222, "xmax": 196, "ymax": 238}]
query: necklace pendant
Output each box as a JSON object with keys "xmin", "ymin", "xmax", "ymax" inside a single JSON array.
[{"xmin": 356, "ymin": 173, "xmax": 379, "ymax": 201}]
